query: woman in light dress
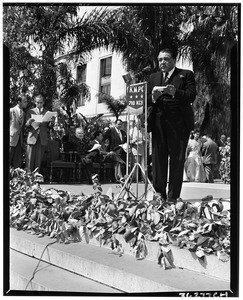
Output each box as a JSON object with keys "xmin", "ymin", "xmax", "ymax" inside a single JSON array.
[{"xmin": 184, "ymin": 130, "xmax": 206, "ymax": 182}]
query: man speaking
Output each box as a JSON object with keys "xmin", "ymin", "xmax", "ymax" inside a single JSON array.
[{"xmin": 147, "ymin": 48, "xmax": 196, "ymax": 203}]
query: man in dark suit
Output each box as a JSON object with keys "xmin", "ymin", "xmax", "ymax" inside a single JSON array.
[
  {"xmin": 217, "ymin": 134, "xmax": 227, "ymax": 148},
  {"xmin": 104, "ymin": 119, "xmax": 127, "ymax": 181},
  {"xmin": 147, "ymin": 48, "xmax": 196, "ymax": 202},
  {"xmin": 201, "ymin": 134, "xmax": 218, "ymax": 183}
]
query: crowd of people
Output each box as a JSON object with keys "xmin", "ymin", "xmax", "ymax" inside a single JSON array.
[
  {"xmin": 9, "ymin": 95, "xmax": 139, "ymax": 183},
  {"xmin": 183, "ymin": 131, "xmax": 230, "ymax": 184},
  {"xmin": 9, "ymin": 92, "xmax": 230, "ymax": 186}
]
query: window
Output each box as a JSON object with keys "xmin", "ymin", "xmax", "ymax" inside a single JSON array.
[
  {"xmin": 100, "ymin": 57, "xmax": 112, "ymax": 77},
  {"xmin": 76, "ymin": 64, "xmax": 87, "ymax": 83},
  {"xmin": 99, "ymin": 56, "xmax": 112, "ymax": 103},
  {"xmin": 76, "ymin": 64, "xmax": 87, "ymax": 106}
]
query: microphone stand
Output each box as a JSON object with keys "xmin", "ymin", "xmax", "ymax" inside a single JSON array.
[{"xmin": 116, "ymin": 81, "xmax": 156, "ymax": 202}]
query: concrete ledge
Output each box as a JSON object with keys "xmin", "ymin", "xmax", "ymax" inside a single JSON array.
[
  {"xmin": 10, "ymin": 249, "xmax": 120, "ymax": 293},
  {"xmin": 90, "ymin": 234, "xmax": 230, "ymax": 281},
  {"xmin": 10, "ymin": 271, "xmax": 49, "ymax": 291},
  {"xmin": 10, "ymin": 228, "xmax": 230, "ymax": 293}
]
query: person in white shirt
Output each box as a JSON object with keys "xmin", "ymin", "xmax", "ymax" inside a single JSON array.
[{"xmin": 10, "ymin": 94, "xmax": 28, "ymax": 168}]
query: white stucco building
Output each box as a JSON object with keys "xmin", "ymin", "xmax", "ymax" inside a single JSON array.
[
  {"xmin": 56, "ymin": 47, "xmax": 128, "ymax": 121},
  {"xmin": 57, "ymin": 46, "xmax": 192, "ymax": 121}
]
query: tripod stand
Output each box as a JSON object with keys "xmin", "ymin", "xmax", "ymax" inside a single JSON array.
[
  {"xmin": 116, "ymin": 161, "xmax": 155, "ymax": 201},
  {"xmin": 116, "ymin": 82, "xmax": 156, "ymax": 201}
]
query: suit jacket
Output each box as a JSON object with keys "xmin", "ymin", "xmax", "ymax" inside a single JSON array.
[
  {"xmin": 105, "ymin": 126, "xmax": 127, "ymax": 151},
  {"xmin": 202, "ymin": 139, "xmax": 218, "ymax": 165},
  {"xmin": 10, "ymin": 105, "xmax": 25, "ymax": 147},
  {"xmin": 147, "ymin": 67, "xmax": 196, "ymax": 131},
  {"xmin": 26, "ymin": 107, "xmax": 49, "ymax": 146},
  {"xmin": 217, "ymin": 139, "xmax": 226, "ymax": 148}
]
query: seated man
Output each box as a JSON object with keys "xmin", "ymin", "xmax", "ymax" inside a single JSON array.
[
  {"xmin": 88, "ymin": 130, "xmax": 125, "ymax": 179},
  {"xmin": 103, "ymin": 120, "xmax": 127, "ymax": 181},
  {"xmin": 67, "ymin": 127, "xmax": 93, "ymax": 183}
]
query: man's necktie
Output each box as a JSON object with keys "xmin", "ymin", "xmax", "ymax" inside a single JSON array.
[
  {"xmin": 118, "ymin": 129, "xmax": 122, "ymax": 140},
  {"xmin": 162, "ymin": 72, "xmax": 169, "ymax": 85},
  {"xmin": 164, "ymin": 72, "xmax": 169, "ymax": 83}
]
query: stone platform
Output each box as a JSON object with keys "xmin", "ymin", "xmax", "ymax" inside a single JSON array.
[{"xmin": 10, "ymin": 228, "xmax": 230, "ymax": 294}]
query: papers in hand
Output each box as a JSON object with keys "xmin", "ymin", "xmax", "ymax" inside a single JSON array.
[
  {"xmin": 31, "ymin": 111, "xmax": 57, "ymax": 129},
  {"xmin": 153, "ymin": 86, "xmax": 167, "ymax": 92},
  {"xmin": 42, "ymin": 111, "xmax": 57, "ymax": 122},
  {"xmin": 88, "ymin": 144, "xmax": 102, "ymax": 152},
  {"xmin": 118, "ymin": 143, "xmax": 128, "ymax": 152}
]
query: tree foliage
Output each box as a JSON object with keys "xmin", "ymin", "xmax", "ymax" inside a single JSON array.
[
  {"xmin": 179, "ymin": 5, "xmax": 238, "ymax": 137},
  {"xmin": 99, "ymin": 94, "xmax": 127, "ymax": 120},
  {"xmin": 107, "ymin": 6, "xmax": 183, "ymax": 73},
  {"xmin": 3, "ymin": 5, "xmax": 112, "ymax": 110}
]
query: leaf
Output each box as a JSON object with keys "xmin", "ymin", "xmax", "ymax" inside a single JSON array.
[
  {"xmin": 187, "ymin": 222, "xmax": 197, "ymax": 229},
  {"xmin": 121, "ymin": 215, "xmax": 127, "ymax": 224},
  {"xmin": 195, "ymin": 249, "xmax": 205, "ymax": 258},
  {"xmin": 217, "ymin": 251, "xmax": 230, "ymax": 262},
  {"xmin": 131, "ymin": 227, "xmax": 138, "ymax": 233},
  {"xmin": 30, "ymin": 198, "xmax": 37, "ymax": 205},
  {"xmin": 59, "ymin": 232, "xmax": 66, "ymax": 243},
  {"xmin": 84, "ymin": 230, "xmax": 90, "ymax": 244},
  {"xmin": 189, "ymin": 233, "xmax": 196, "ymax": 241},
  {"xmin": 153, "ymin": 211, "xmax": 161, "ymax": 225},
  {"xmin": 126, "ymin": 205, "xmax": 137, "ymax": 216},
  {"xmin": 124, "ymin": 229, "xmax": 134, "ymax": 242},
  {"xmin": 163, "ymin": 208, "xmax": 173, "ymax": 214},
  {"xmin": 178, "ymin": 229, "xmax": 190, "ymax": 237},
  {"xmin": 197, "ymin": 235, "xmax": 209, "ymax": 246},
  {"xmin": 170, "ymin": 226, "xmax": 182, "ymax": 233},
  {"xmin": 203, "ymin": 206, "xmax": 212, "ymax": 220}
]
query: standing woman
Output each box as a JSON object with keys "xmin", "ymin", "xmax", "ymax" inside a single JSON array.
[{"xmin": 184, "ymin": 130, "xmax": 206, "ymax": 182}]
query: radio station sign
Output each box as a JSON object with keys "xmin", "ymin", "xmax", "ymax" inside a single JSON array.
[{"xmin": 127, "ymin": 82, "xmax": 146, "ymax": 109}]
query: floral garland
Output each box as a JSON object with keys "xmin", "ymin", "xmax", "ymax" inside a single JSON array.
[{"xmin": 9, "ymin": 168, "xmax": 230, "ymax": 267}]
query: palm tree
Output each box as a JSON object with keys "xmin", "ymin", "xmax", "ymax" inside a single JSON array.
[
  {"xmin": 3, "ymin": 5, "xmax": 112, "ymax": 109},
  {"xmin": 107, "ymin": 6, "xmax": 183, "ymax": 75},
  {"xmin": 99, "ymin": 94, "xmax": 127, "ymax": 121}
]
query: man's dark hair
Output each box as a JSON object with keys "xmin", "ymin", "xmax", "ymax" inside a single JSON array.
[
  {"xmin": 16, "ymin": 93, "xmax": 26, "ymax": 103},
  {"xmin": 205, "ymin": 133, "xmax": 213, "ymax": 139},
  {"xmin": 93, "ymin": 130, "xmax": 102, "ymax": 139},
  {"xmin": 159, "ymin": 48, "xmax": 178, "ymax": 60},
  {"xmin": 115, "ymin": 119, "xmax": 123, "ymax": 124}
]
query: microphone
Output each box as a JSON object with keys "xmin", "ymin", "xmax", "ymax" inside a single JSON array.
[
  {"xmin": 135, "ymin": 66, "xmax": 152, "ymax": 78},
  {"xmin": 123, "ymin": 66, "xmax": 152, "ymax": 84}
]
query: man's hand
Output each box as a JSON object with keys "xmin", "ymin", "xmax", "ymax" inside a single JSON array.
[
  {"xmin": 152, "ymin": 86, "xmax": 166, "ymax": 102},
  {"xmin": 152, "ymin": 90, "xmax": 162, "ymax": 103},
  {"xmin": 164, "ymin": 84, "xmax": 176, "ymax": 97},
  {"xmin": 27, "ymin": 118, "xmax": 36, "ymax": 125}
]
